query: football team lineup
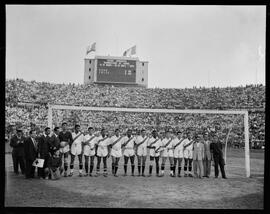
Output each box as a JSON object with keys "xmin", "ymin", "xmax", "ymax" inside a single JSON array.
[{"xmin": 33, "ymin": 123, "xmax": 229, "ymax": 179}]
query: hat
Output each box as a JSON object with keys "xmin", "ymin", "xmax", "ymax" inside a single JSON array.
[{"xmin": 16, "ymin": 128, "xmax": 23, "ymax": 132}]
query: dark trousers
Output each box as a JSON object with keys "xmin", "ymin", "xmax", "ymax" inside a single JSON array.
[
  {"xmin": 38, "ymin": 155, "xmax": 49, "ymax": 178},
  {"xmin": 25, "ymin": 159, "xmax": 36, "ymax": 178},
  {"xmin": 12, "ymin": 154, "xmax": 25, "ymax": 174},
  {"xmin": 214, "ymin": 156, "xmax": 226, "ymax": 178}
]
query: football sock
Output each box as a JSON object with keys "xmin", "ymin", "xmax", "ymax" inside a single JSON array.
[
  {"xmin": 131, "ymin": 165, "xmax": 135, "ymax": 174},
  {"xmin": 85, "ymin": 164, "xmax": 88, "ymax": 173},
  {"xmin": 138, "ymin": 165, "xmax": 141, "ymax": 174},
  {"xmin": 142, "ymin": 165, "xmax": 145, "ymax": 174},
  {"xmin": 178, "ymin": 167, "xmax": 181, "ymax": 175},
  {"xmin": 90, "ymin": 165, "xmax": 94, "ymax": 174},
  {"xmin": 149, "ymin": 165, "xmax": 153, "ymax": 174},
  {"xmin": 112, "ymin": 163, "xmax": 115, "ymax": 174}
]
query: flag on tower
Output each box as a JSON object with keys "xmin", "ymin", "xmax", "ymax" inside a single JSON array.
[
  {"xmin": 123, "ymin": 45, "xmax": 136, "ymax": 56},
  {"xmin": 86, "ymin": 42, "xmax": 96, "ymax": 55}
]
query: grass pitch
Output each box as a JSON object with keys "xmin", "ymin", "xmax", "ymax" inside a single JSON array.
[{"xmin": 5, "ymin": 148, "xmax": 264, "ymax": 208}]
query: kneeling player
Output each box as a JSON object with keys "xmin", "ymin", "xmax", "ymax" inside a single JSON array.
[
  {"xmin": 183, "ymin": 132, "xmax": 195, "ymax": 177},
  {"xmin": 69, "ymin": 124, "xmax": 84, "ymax": 177},
  {"xmin": 135, "ymin": 129, "xmax": 148, "ymax": 176},
  {"xmin": 46, "ymin": 149, "xmax": 63, "ymax": 180},
  {"xmin": 147, "ymin": 130, "xmax": 161, "ymax": 177},
  {"xmin": 83, "ymin": 127, "xmax": 97, "ymax": 176},
  {"xmin": 110, "ymin": 129, "xmax": 124, "ymax": 177},
  {"xmin": 122, "ymin": 129, "xmax": 136, "ymax": 176}
]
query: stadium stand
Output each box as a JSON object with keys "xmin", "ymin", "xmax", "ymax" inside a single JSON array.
[{"xmin": 5, "ymin": 79, "xmax": 265, "ymax": 149}]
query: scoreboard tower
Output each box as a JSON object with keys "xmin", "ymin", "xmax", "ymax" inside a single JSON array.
[{"xmin": 84, "ymin": 55, "xmax": 148, "ymax": 88}]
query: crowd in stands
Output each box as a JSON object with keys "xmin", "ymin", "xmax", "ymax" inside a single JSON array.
[{"xmin": 5, "ymin": 79, "xmax": 265, "ymax": 148}]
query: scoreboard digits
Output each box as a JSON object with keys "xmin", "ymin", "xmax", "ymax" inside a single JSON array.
[{"xmin": 96, "ymin": 59, "xmax": 136, "ymax": 83}]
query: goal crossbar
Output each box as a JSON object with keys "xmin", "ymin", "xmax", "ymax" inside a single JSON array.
[{"xmin": 47, "ymin": 104, "xmax": 250, "ymax": 177}]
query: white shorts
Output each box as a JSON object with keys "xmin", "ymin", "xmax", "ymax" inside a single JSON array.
[
  {"xmin": 174, "ymin": 149, "xmax": 184, "ymax": 158},
  {"xmin": 111, "ymin": 148, "xmax": 122, "ymax": 158},
  {"xmin": 136, "ymin": 147, "xmax": 147, "ymax": 156},
  {"xmin": 161, "ymin": 149, "xmax": 168, "ymax": 157},
  {"xmin": 184, "ymin": 149, "xmax": 193, "ymax": 159},
  {"xmin": 97, "ymin": 147, "xmax": 108, "ymax": 157},
  {"xmin": 83, "ymin": 145, "xmax": 95, "ymax": 156},
  {"xmin": 123, "ymin": 148, "xmax": 135, "ymax": 157},
  {"xmin": 59, "ymin": 144, "xmax": 70, "ymax": 153},
  {"xmin": 149, "ymin": 149, "xmax": 160, "ymax": 157},
  {"xmin": 167, "ymin": 149, "xmax": 174, "ymax": 158}
]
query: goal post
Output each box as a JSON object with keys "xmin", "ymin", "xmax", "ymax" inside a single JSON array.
[{"xmin": 47, "ymin": 104, "xmax": 250, "ymax": 177}]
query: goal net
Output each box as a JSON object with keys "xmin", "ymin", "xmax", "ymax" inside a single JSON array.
[{"xmin": 48, "ymin": 104, "xmax": 250, "ymax": 177}]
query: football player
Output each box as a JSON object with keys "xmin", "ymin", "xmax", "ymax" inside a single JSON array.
[
  {"xmin": 110, "ymin": 129, "xmax": 124, "ymax": 177},
  {"xmin": 159, "ymin": 129, "xmax": 175, "ymax": 177},
  {"xmin": 173, "ymin": 131, "xmax": 185, "ymax": 177},
  {"xmin": 183, "ymin": 131, "xmax": 195, "ymax": 177},
  {"xmin": 147, "ymin": 130, "xmax": 162, "ymax": 177},
  {"xmin": 122, "ymin": 129, "xmax": 136, "ymax": 176},
  {"xmin": 83, "ymin": 127, "xmax": 97, "ymax": 176},
  {"xmin": 95, "ymin": 128, "xmax": 111, "ymax": 177},
  {"xmin": 59, "ymin": 122, "xmax": 73, "ymax": 177},
  {"xmin": 69, "ymin": 124, "xmax": 84, "ymax": 177},
  {"xmin": 135, "ymin": 129, "xmax": 148, "ymax": 176}
]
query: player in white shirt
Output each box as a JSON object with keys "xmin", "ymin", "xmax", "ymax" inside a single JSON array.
[
  {"xmin": 159, "ymin": 129, "xmax": 175, "ymax": 177},
  {"xmin": 83, "ymin": 127, "xmax": 97, "ymax": 176},
  {"xmin": 69, "ymin": 124, "xmax": 85, "ymax": 177},
  {"xmin": 173, "ymin": 131, "xmax": 185, "ymax": 177},
  {"xmin": 134, "ymin": 129, "xmax": 148, "ymax": 176},
  {"xmin": 183, "ymin": 132, "xmax": 195, "ymax": 177},
  {"xmin": 146, "ymin": 130, "xmax": 162, "ymax": 177},
  {"xmin": 122, "ymin": 129, "xmax": 136, "ymax": 176},
  {"xmin": 95, "ymin": 128, "xmax": 111, "ymax": 177},
  {"xmin": 109, "ymin": 128, "xmax": 124, "ymax": 177}
]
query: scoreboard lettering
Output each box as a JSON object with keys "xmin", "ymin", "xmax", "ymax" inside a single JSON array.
[{"xmin": 96, "ymin": 59, "xmax": 136, "ymax": 83}]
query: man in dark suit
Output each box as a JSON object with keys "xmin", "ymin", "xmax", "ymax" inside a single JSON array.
[
  {"xmin": 24, "ymin": 130, "xmax": 38, "ymax": 179},
  {"xmin": 37, "ymin": 127, "xmax": 51, "ymax": 179},
  {"xmin": 210, "ymin": 134, "xmax": 227, "ymax": 179},
  {"xmin": 10, "ymin": 129, "xmax": 25, "ymax": 175}
]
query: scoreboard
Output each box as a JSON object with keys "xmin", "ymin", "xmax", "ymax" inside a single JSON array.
[{"xmin": 96, "ymin": 58, "xmax": 136, "ymax": 83}]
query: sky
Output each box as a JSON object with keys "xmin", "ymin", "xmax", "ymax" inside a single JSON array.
[{"xmin": 6, "ymin": 5, "xmax": 266, "ymax": 88}]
